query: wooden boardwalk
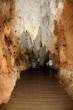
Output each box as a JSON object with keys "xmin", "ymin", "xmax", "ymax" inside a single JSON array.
[{"xmin": 0, "ymin": 68, "xmax": 73, "ymax": 110}]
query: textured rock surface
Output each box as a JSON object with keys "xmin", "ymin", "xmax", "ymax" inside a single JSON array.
[
  {"xmin": 54, "ymin": 0, "xmax": 73, "ymax": 99},
  {"xmin": 59, "ymin": 68, "xmax": 73, "ymax": 99}
]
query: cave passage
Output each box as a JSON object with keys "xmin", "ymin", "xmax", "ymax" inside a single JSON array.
[{"xmin": 0, "ymin": 68, "xmax": 73, "ymax": 110}]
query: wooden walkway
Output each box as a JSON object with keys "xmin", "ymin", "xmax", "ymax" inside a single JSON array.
[{"xmin": 0, "ymin": 68, "xmax": 73, "ymax": 110}]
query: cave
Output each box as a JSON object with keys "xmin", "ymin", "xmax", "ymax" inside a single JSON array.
[{"xmin": 0, "ymin": 0, "xmax": 73, "ymax": 109}]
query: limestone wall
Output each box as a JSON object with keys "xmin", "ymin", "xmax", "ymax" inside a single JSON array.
[{"xmin": 55, "ymin": 0, "xmax": 73, "ymax": 99}]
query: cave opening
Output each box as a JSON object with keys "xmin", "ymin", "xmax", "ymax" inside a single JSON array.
[{"xmin": 0, "ymin": 0, "xmax": 73, "ymax": 109}]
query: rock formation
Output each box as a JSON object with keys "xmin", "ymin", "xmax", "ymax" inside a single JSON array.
[
  {"xmin": 55, "ymin": 0, "xmax": 73, "ymax": 99},
  {"xmin": 0, "ymin": 0, "xmax": 73, "ymax": 104}
]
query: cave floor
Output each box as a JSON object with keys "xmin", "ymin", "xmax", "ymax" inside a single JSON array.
[{"xmin": 0, "ymin": 68, "xmax": 73, "ymax": 110}]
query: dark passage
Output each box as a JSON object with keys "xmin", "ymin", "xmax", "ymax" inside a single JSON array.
[{"xmin": 0, "ymin": 69, "xmax": 73, "ymax": 110}]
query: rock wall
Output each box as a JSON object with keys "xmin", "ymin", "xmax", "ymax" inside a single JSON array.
[
  {"xmin": 54, "ymin": 0, "xmax": 73, "ymax": 99},
  {"xmin": 0, "ymin": 0, "xmax": 16, "ymax": 104},
  {"xmin": 0, "ymin": 0, "xmax": 32, "ymax": 104}
]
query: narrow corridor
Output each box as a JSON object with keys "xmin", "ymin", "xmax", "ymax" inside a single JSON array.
[{"xmin": 0, "ymin": 69, "xmax": 73, "ymax": 110}]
